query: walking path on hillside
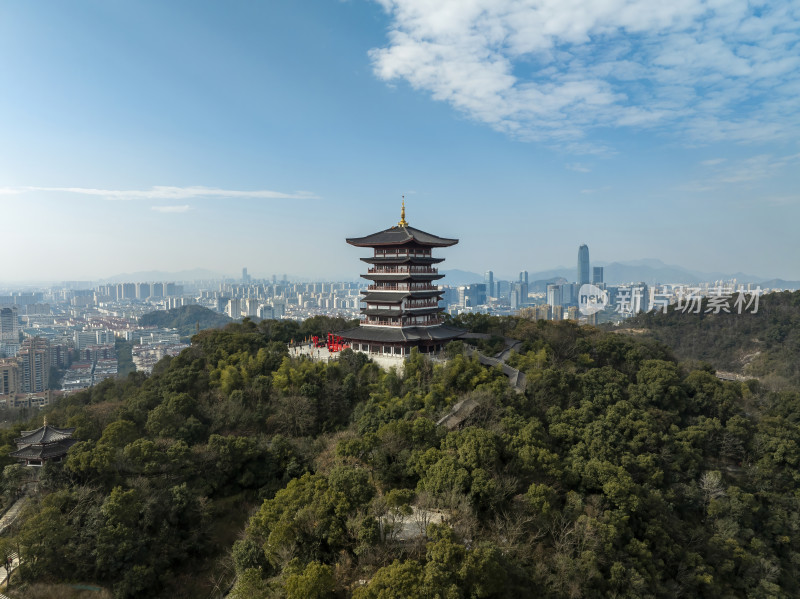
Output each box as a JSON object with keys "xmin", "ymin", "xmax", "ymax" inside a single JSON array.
[
  {"xmin": 0, "ymin": 494, "xmax": 29, "ymax": 536},
  {"xmin": 460, "ymin": 333, "xmax": 527, "ymax": 393},
  {"xmin": 465, "ymin": 347, "xmax": 527, "ymax": 393},
  {"xmin": 0, "ymin": 551, "xmax": 20, "ymax": 588}
]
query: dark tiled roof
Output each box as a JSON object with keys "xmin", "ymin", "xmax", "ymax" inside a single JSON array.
[
  {"xmin": 10, "ymin": 438, "xmax": 78, "ymax": 460},
  {"xmin": 347, "ymin": 226, "xmax": 458, "ymax": 248},
  {"xmin": 16, "ymin": 425, "xmax": 76, "ymax": 445},
  {"xmin": 337, "ymin": 325, "xmax": 465, "ymax": 343},
  {"xmin": 361, "ymin": 309, "xmax": 403, "ymax": 318}
]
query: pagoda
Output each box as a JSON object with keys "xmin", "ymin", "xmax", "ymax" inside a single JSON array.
[
  {"xmin": 337, "ymin": 201, "xmax": 464, "ymax": 358},
  {"xmin": 9, "ymin": 418, "xmax": 77, "ymax": 467}
]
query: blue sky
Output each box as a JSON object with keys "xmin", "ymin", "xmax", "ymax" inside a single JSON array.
[{"xmin": 1, "ymin": 0, "xmax": 798, "ymax": 282}]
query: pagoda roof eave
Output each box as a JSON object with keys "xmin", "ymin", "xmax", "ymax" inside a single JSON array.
[
  {"xmin": 336, "ymin": 325, "xmax": 465, "ymax": 343},
  {"xmin": 361, "ymin": 307, "xmax": 442, "ymax": 317},
  {"xmin": 360, "ymin": 257, "xmax": 445, "ymax": 265},
  {"xmin": 361, "ymin": 290, "xmax": 443, "ymax": 302},
  {"xmin": 360, "ymin": 274, "xmax": 444, "ymax": 282},
  {"xmin": 347, "ymin": 225, "xmax": 458, "ymax": 248}
]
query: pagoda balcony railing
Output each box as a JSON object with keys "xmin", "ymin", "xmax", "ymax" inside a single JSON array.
[
  {"xmin": 362, "ymin": 318, "xmax": 403, "ymax": 327},
  {"xmin": 374, "ymin": 249, "xmax": 431, "ymax": 258},
  {"xmin": 405, "ymin": 301, "xmax": 440, "ymax": 309},
  {"xmin": 367, "ymin": 283, "xmax": 438, "ymax": 291},
  {"xmin": 367, "ymin": 266, "xmax": 438, "ymax": 274},
  {"xmin": 362, "ymin": 316, "xmax": 445, "ymax": 327}
]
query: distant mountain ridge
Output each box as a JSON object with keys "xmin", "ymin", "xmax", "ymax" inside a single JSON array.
[
  {"xmin": 523, "ymin": 259, "xmax": 800, "ymax": 287},
  {"xmin": 103, "ymin": 268, "xmax": 228, "ymax": 283}
]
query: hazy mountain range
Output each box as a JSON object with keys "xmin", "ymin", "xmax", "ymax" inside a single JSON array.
[{"xmin": 443, "ymin": 259, "xmax": 800, "ymax": 288}]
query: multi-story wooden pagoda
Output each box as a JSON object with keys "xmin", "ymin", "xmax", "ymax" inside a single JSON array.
[
  {"xmin": 9, "ymin": 418, "xmax": 77, "ymax": 467},
  {"xmin": 337, "ymin": 202, "xmax": 464, "ymax": 358}
]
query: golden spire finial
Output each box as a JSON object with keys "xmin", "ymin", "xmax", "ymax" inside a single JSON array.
[
  {"xmin": 398, "ymin": 196, "xmax": 408, "ymax": 227},
  {"xmin": 43, "ymin": 415, "xmax": 47, "ymax": 427}
]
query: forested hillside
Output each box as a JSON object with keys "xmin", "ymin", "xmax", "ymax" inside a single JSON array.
[
  {"xmin": 618, "ymin": 290, "xmax": 800, "ymax": 388},
  {"xmin": 0, "ymin": 314, "xmax": 798, "ymax": 598},
  {"xmin": 138, "ymin": 304, "xmax": 232, "ymax": 339}
]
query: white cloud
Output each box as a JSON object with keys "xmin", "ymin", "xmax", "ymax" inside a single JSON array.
[
  {"xmin": 151, "ymin": 205, "xmax": 191, "ymax": 213},
  {"xmin": 0, "ymin": 185, "xmax": 320, "ymax": 201},
  {"xmin": 370, "ymin": 0, "xmax": 800, "ymax": 148}
]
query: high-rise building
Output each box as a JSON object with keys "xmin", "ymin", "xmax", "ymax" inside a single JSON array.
[
  {"xmin": 242, "ymin": 267, "xmax": 250, "ymax": 283},
  {"xmin": 19, "ymin": 337, "xmax": 50, "ymax": 393},
  {"xmin": 136, "ymin": 282, "xmax": 151, "ymax": 299},
  {"xmin": 510, "ymin": 283, "xmax": 523, "ymax": 309},
  {"xmin": 0, "ymin": 359, "xmax": 19, "ymax": 395},
  {"xmin": 151, "ymin": 282, "xmax": 164, "ymax": 298},
  {"xmin": 484, "ymin": 271, "xmax": 495, "ymax": 298},
  {"xmin": 578, "ymin": 244, "xmax": 590, "ymax": 284},
  {"xmin": 592, "ymin": 266, "xmax": 604, "ymax": 284},
  {"xmin": 116, "ymin": 283, "xmax": 136, "ymax": 300},
  {"xmin": 225, "ymin": 299, "xmax": 242, "ymax": 319},
  {"xmin": 74, "ymin": 331, "xmax": 99, "ymax": 351},
  {"xmin": 337, "ymin": 201, "xmax": 464, "ymax": 356},
  {"xmin": 547, "ymin": 284, "xmax": 562, "ymax": 308},
  {"xmin": 0, "ymin": 306, "xmax": 19, "ymax": 342}
]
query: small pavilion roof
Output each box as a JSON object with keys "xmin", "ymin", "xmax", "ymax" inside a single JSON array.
[
  {"xmin": 10, "ymin": 438, "xmax": 77, "ymax": 460},
  {"xmin": 15, "ymin": 424, "xmax": 76, "ymax": 446},
  {"xmin": 347, "ymin": 225, "xmax": 458, "ymax": 248}
]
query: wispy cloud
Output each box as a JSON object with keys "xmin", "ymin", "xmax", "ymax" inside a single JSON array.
[
  {"xmin": 680, "ymin": 152, "xmax": 800, "ymax": 191},
  {"xmin": 152, "ymin": 205, "xmax": 191, "ymax": 213},
  {"xmin": 566, "ymin": 163, "xmax": 591, "ymax": 173},
  {"xmin": 0, "ymin": 185, "xmax": 320, "ymax": 201},
  {"xmin": 370, "ymin": 0, "xmax": 800, "ymax": 149},
  {"xmin": 580, "ymin": 186, "xmax": 611, "ymax": 194}
]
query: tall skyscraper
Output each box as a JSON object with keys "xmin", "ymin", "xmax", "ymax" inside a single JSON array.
[
  {"xmin": 519, "ymin": 271, "xmax": 529, "ymax": 304},
  {"xmin": 578, "ymin": 244, "xmax": 590, "ymax": 284},
  {"xmin": 484, "ymin": 271, "xmax": 494, "ymax": 298},
  {"xmin": 592, "ymin": 266, "xmax": 604, "ymax": 284}
]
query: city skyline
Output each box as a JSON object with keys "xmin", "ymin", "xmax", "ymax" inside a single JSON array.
[{"xmin": 1, "ymin": 0, "xmax": 798, "ymax": 282}]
